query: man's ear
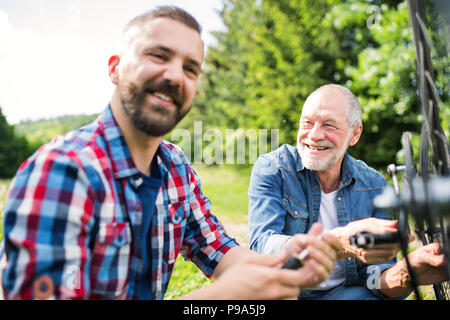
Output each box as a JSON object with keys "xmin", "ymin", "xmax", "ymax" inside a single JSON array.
[
  {"xmin": 349, "ymin": 123, "xmax": 363, "ymax": 147},
  {"xmin": 108, "ymin": 55, "xmax": 120, "ymax": 85}
]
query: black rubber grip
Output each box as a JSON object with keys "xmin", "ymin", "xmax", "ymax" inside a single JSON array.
[
  {"xmin": 350, "ymin": 231, "xmax": 399, "ymax": 248},
  {"xmin": 372, "ymin": 232, "xmax": 399, "ymax": 244},
  {"xmin": 282, "ymin": 255, "xmax": 304, "ymax": 270}
]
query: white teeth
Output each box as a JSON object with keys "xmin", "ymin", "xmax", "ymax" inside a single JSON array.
[
  {"xmin": 153, "ymin": 92, "xmax": 173, "ymax": 102},
  {"xmin": 308, "ymin": 145, "xmax": 328, "ymax": 150}
]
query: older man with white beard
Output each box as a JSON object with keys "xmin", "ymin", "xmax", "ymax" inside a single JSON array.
[{"xmin": 248, "ymin": 84, "xmax": 448, "ymax": 300}]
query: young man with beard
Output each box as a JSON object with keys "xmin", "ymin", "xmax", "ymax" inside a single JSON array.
[
  {"xmin": 0, "ymin": 6, "xmax": 341, "ymax": 300},
  {"xmin": 248, "ymin": 84, "xmax": 448, "ymax": 299}
]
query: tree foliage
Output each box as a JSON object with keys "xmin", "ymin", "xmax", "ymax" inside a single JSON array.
[
  {"xmin": 344, "ymin": 1, "xmax": 421, "ymax": 167},
  {"xmin": 0, "ymin": 107, "xmax": 35, "ymax": 178},
  {"xmin": 181, "ymin": 0, "xmax": 440, "ymax": 170},
  {"xmin": 15, "ymin": 113, "xmax": 98, "ymax": 145}
]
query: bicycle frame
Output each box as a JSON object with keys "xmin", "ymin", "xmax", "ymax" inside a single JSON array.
[{"xmin": 375, "ymin": 0, "xmax": 450, "ymax": 300}]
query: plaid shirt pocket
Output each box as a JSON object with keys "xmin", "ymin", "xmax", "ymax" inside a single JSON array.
[
  {"xmin": 90, "ymin": 222, "xmax": 132, "ymax": 298},
  {"xmin": 168, "ymin": 201, "xmax": 188, "ymax": 225}
]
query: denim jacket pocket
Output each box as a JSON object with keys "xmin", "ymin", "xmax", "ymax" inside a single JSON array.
[{"xmin": 282, "ymin": 196, "xmax": 309, "ymax": 235}]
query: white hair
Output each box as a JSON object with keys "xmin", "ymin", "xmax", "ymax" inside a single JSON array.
[{"xmin": 303, "ymin": 84, "xmax": 362, "ymax": 128}]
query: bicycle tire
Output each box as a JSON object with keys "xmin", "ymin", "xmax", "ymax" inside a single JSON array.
[
  {"xmin": 400, "ymin": 132, "xmax": 422, "ymax": 300},
  {"xmin": 417, "ymin": 126, "xmax": 450, "ymax": 300}
]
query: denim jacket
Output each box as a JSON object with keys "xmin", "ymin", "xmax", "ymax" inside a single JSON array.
[{"xmin": 248, "ymin": 144, "xmax": 404, "ymax": 299}]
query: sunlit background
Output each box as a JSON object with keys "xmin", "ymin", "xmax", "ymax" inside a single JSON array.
[{"xmin": 0, "ymin": 0, "xmax": 225, "ymax": 124}]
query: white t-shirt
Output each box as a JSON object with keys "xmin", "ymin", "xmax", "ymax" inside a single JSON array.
[
  {"xmin": 263, "ymin": 189, "xmax": 346, "ymax": 291},
  {"xmin": 313, "ymin": 189, "xmax": 345, "ymax": 290}
]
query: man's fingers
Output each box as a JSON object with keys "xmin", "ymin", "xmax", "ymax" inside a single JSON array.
[
  {"xmin": 305, "ymin": 246, "xmax": 335, "ymax": 273},
  {"xmin": 363, "ymin": 226, "xmax": 398, "ymax": 235},
  {"xmin": 369, "ymin": 218, "xmax": 398, "ymax": 228},
  {"xmin": 428, "ymin": 253, "xmax": 446, "ymax": 267},
  {"xmin": 322, "ymin": 233, "xmax": 342, "ymax": 253},
  {"xmin": 265, "ymin": 271, "xmax": 301, "ymax": 299},
  {"xmin": 429, "ymin": 242, "xmax": 444, "ymax": 255},
  {"xmin": 359, "ymin": 248, "xmax": 398, "ymax": 263},
  {"xmin": 288, "ymin": 234, "xmax": 309, "ymax": 252},
  {"xmin": 421, "ymin": 243, "xmax": 446, "ymax": 267},
  {"xmin": 351, "ymin": 218, "xmax": 399, "ymax": 235},
  {"xmin": 297, "ymin": 259, "xmax": 330, "ymax": 288},
  {"xmin": 386, "ymin": 219, "xmax": 398, "ymax": 228},
  {"xmin": 370, "ymin": 243, "xmax": 400, "ymax": 250},
  {"xmin": 307, "ymin": 222, "xmax": 323, "ymax": 237}
]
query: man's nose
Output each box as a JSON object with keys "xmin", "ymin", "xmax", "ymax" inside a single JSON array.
[
  {"xmin": 308, "ymin": 123, "xmax": 325, "ymax": 141},
  {"xmin": 162, "ymin": 60, "xmax": 183, "ymax": 86}
]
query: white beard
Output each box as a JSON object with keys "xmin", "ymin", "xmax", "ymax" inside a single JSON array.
[{"xmin": 297, "ymin": 130, "xmax": 352, "ymax": 171}]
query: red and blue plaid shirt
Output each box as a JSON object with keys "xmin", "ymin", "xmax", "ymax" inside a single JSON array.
[{"xmin": 1, "ymin": 105, "xmax": 238, "ymax": 299}]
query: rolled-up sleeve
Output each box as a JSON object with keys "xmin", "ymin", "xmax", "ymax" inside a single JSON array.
[
  {"xmin": 180, "ymin": 165, "xmax": 238, "ymax": 278},
  {"xmin": 2, "ymin": 151, "xmax": 97, "ymax": 299}
]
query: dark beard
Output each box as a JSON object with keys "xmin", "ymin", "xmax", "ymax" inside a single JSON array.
[{"xmin": 119, "ymin": 80, "xmax": 188, "ymax": 137}]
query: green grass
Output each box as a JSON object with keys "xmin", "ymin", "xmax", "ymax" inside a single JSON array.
[
  {"xmin": 0, "ymin": 179, "xmax": 11, "ymax": 241},
  {"xmin": 165, "ymin": 164, "xmax": 251, "ymax": 299},
  {"xmin": 164, "ymin": 256, "xmax": 212, "ymax": 300},
  {"xmin": 193, "ymin": 164, "xmax": 252, "ymax": 224}
]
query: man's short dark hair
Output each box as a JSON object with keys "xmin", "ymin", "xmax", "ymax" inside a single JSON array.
[{"xmin": 124, "ymin": 5, "xmax": 202, "ymax": 34}]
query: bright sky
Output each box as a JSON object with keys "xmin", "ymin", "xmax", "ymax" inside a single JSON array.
[{"xmin": 0, "ymin": 0, "xmax": 225, "ymax": 124}]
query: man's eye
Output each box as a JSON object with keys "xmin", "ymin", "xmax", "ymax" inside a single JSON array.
[
  {"xmin": 185, "ymin": 66, "xmax": 199, "ymax": 77},
  {"xmin": 148, "ymin": 53, "xmax": 166, "ymax": 60}
]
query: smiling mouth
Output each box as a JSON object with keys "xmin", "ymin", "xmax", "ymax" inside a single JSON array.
[
  {"xmin": 305, "ymin": 144, "xmax": 330, "ymax": 151},
  {"xmin": 152, "ymin": 91, "xmax": 174, "ymax": 103},
  {"xmin": 147, "ymin": 90, "xmax": 176, "ymax": 104},
  {"xmin": 145, "ymin": 89, "xmax": 181, "ymax": 108}
]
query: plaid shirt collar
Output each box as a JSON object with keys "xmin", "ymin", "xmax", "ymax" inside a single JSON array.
[{"xmin": 100, "ymin": 105, "xmax": 183, "ymax": 180}]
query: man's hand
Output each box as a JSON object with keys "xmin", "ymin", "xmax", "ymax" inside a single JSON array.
[
  {"xmin": 181, "ymin": 250, "xmax": 323, "ymax": 300},
  {"xmin": 181, "ymin": 223, "xmax": 341, "ymax": 300},
  {"xmin": 284, "ymin": 223, "xmax": 342, "ymax": 289},
  {"xmin": 406, "ymin": 243, "xmax": 449, "ymax": 285},
  {"xmin": 330, "ymin": 217, "xmax": 406, "ymax": 264},
  {"xmin": 379, "ymin": 243, "xmax": 449, "ymax": 298}
]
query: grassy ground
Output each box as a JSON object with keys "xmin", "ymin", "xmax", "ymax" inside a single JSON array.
[{"xmin": 193, "ymin": 164, "xmax": 252, "ymax": 224}]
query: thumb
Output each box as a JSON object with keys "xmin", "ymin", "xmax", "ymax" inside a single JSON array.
[
  {"xmin": 307, "ymin": 222, "xmax": 323, "ymax": 237},
  {"xmin": 421, "ymin": 245, "xmax": 446, "ymax": 267}
]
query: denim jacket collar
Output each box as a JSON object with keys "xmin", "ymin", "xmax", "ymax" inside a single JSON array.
[{"xmin": 339, "ymin": 154, "xmax": 356, "ymax": 188}]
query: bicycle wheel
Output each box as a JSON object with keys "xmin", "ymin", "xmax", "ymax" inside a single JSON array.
[
  {"xmin": 400, "ymin": 132, "xmax": 422, "ymax": 299},
  {"xmin": 418, "ymin": 125, "xmax": 450, "ymax": 300}
]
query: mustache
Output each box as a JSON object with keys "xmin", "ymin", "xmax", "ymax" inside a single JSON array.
[
  {"xmin": 145, "ymin": 80, "xmax": 183, "ymax": 108},
  {"xmin": 300, "ymin": 139, "xmax": 334, "ymax": 148}
]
